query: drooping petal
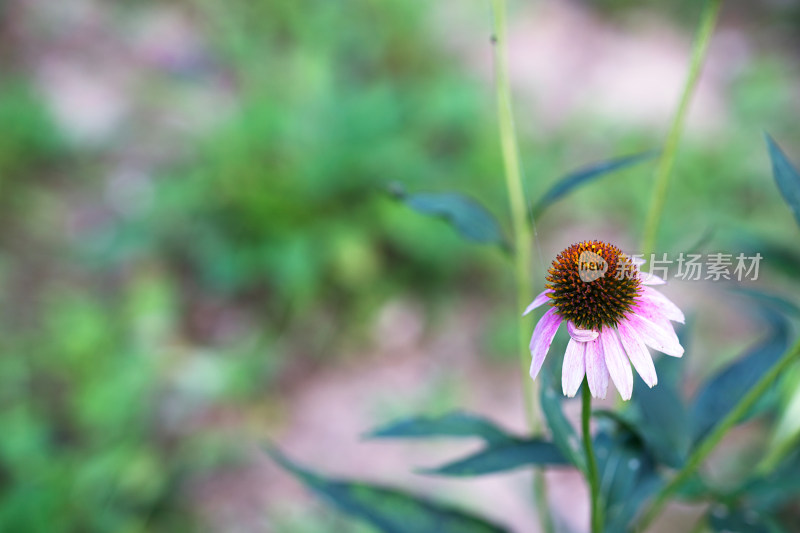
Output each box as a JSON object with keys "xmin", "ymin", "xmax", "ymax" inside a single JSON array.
[
  {"xmin": 562, "ymin": 339, "xmax": 586, "ymax": 397},
  {"xmin": 567, "ymin": 321, "xmax": 599, "ymax": 342},
  {"xmin": 625, "ymin": 313, "xmax": 684, "ymax": 357},
  {"xmin": 639, "ymin": 286, "xmax": 685, "ymax": 323},
  {"xmin": 639, "ymin": 272, "xmax": 666, "ymax": 285},
  {"xmin": 601, "ymin": 328, "xmax": 633, "ymax": 401},
  {"xmin": 523, "ymin": 289, "xmax": 554, "ymax": 316},
  {"xmin": 632, "ymin": 298, "xmax": 681, "ymax": 345},
  {"xmin": 529, "ymin": 308, "xmax": 563, "ymax": 379},
  {"xmin": 617, "ymin": 320, "xmax": 658, "ymax": 388},
  {"xmin": 585, "ymin": 337, "xmax": 609, "ymax": 399},
  {"xmin": 631, "ymin": 256, "xmax": 646, "ymax": 267}
]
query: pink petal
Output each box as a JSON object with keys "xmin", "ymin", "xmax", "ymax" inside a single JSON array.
[
  {"xmin": 617, "ymin": 321, "xmax": 658, "ymax": 388},
  {"xmin": 601, "ymin": 328, "xmax": 633, "ymax": 401},
  {"xmin": 639, "ymin": 286, "xmax": 684, "ymax": 323},
  {"xmin": 639, "ymin": 272, "xmax": 666, "ymax": 285},
  {"xmin": 625, "ymin": 313, "xmax": 684, "ymax": 357},
  {"xmin": 529, "ymin": 308, "xmax": 563, "ymax": 380},
  {"xmin": 562, "ymin": 339, "xmax": 586, "ymax": 397},
  {"xmin": 585, "ymin": 337, "xmax": 609, "ymax": 399},
  {"xmin": 633, "ymin": 299, "xmax": 681, "ymax": 345},
  {"xmin": 523, "ymin": 289, "xmax": 553, "ymax": 316},
  {"xmin": 567, "ymin": 321, "xmax": 599, "ymax": 342},
  {"xmin": 631, "ymin": 256, "xmax": 646, "ymax": 266}
]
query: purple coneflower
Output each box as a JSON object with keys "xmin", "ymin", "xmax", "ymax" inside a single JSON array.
[{"xmin": 525, "ymin": 240, "xmax": 684, "ymax": 400}]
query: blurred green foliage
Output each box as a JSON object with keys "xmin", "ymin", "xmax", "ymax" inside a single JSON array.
[
  {"xmin": 1, "ymin": 0, "xmax": 799, "ymax": 531},
  {"xmin": 106, "ymin": 0, "xmax": 522, "ymax": 371},
  {"xmin": 0, "ymin": 80, "xmax": 65, "ymax": 216},
  {"xmin": 1, "ymin": 1, "xmax": 512, "ymax": 530}
]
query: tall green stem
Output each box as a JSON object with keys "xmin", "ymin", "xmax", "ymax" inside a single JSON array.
[
  {"xmin": 640, "ymin": 0, "xmax": 722, "ymax": 257},
  {"xmin": 582, "ymin": 384, "xmax": 603, "ymax": 533},
  {"xmin": 490, "ymin": 0, "xmax": 537, "ymax": 432},
  {"xmin": 636, "ymin": 337, "xmax": 800, "ymax": 531},
  {"xmin": 490, "ymin": 2, "xmax": 551, "ymax": 532}
]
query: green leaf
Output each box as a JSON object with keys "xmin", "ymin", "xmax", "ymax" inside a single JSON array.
[
  {"xmin": 593, "ymin": 430, "xmax": 662, "ymax": 533},
  {"xmin": 366, "ymin": 412, "xmax": 512, "ymax": 445},
  {"xmin": 726, "ymin": 234, "xmax": 800, "ymax": 281},
  {"xmin": 592, "ymin": 409, "xmax": 642, "ymax": 439},
  {"xmin": 631, "ymin": 356, "xmax": 690, "ymax": 469},
  {"xmin": 540, "ymin": 371, "xmax": 586, "ymax": 473},
  {"xmin": 707, "ymin": 504, "xmax": 784, "ymax": 533},
  {"xmin": 673, "ymin": 473, "xmax": 715, "ymax": 501},
  {"xmin": 390, "ymin": 186, "xmax": 506, "ymax": 247},
  {"xmin": 369, "ymin": 412, "xmax": 566, "ymax": 477},
  {"xmin": 689, "ymin": 308, "xmax": 791, "ymax": 443},
  {"xmin": 420, "ymin": 438, "xmax": 567, "ymax": 476},
  {"xmin": 267, "ymin": 445, "xmax": 510, "ymax": 533},
  {"xmin": 587, "ymin": 414, "xmax": 672, "ymax": 531},
  {"xmin": 728, "ymin": 287, "xmax": 800, "ymax": 318},
  {"xmin": 741, "ymin": 451, "xmax": 800, "ymax": 512},
  {"xmin": 765, "ymin": 134, "xmax": 800, "ymax": 228},
  {"xmin": 533, "ymin": 151, "xmax": 657, "ymax": 215}
]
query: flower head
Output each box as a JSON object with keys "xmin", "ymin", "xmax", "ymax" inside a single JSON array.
[{"xmin": 525, "ymin": 240, "xmax": 684, "ymax": 400}]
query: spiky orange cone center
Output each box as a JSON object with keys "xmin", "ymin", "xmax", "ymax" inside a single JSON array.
[{"xmin": 546, "ymin": 241, "xmax": 641, "ymax": 331}]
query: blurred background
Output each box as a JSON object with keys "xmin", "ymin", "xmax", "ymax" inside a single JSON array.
[{"xmin": 2, "ymin": 0, "xmax": 800, "ymax": 531}]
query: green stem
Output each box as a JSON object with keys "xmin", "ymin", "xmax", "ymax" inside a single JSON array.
[
  {"xmin": 533, "ymin": 471, "xmax": 554, "ymax": 533},
  {"xmin": 490, "ymin": 0, "xmax": 537, "ymax": 434},
  {"xmin": 635, "ymin": 337, "xmax": 800, "ymax": 531},
  {"xmin": 757, "ymin": 425, "xmax": 800, "ymax": 476},
  {"xmin": 490, "ymin": 2, "xmax": 551, "ymax": 532},
  {"xmin": 581, "ymin": 380, "xmax": 603, "ymax": 533},
  {"xmin": 583, "ymin": 383, "xmax": 603, "ymax": 533},
  {"xmin": 640, "ymin": 0, "xmax": 722, "ymax": 257}
]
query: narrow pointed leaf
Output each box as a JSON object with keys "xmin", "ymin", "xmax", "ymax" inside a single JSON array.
[
  {"xmin": 420, "ymin": 438, "xmax": 567, "ymax": 476},
  {"xmin": 366, "ymin": 412, "xmax": 512, "ymax": 445},
  {"xmin": 631, "ymin": 355, "xmax": 690, "ymax": 468},
  {"xmin": 690, "ymin": 309, "xmax": 791, "ymax": 443},
  {"xmin": 673, "ymin": 473, "xmax": 714, "ymax": 501},
  {"xmin": 534, "ymin": 150, "xmax": 657, "ymax": 215},
  {"xmin": 592, "ymin": 409, "xmax": 641, "ymax": 437},
  {"xmin": 727, "ymin": 235, "xmax": 800, "ymax": 281},
  {"xmin": 741, "ymin": 451, "xmax": 800, "ymax": 512},
  {"xmin": 729, "ymin": 287, "xmax": 800, "ymax": 317},
  {"xmin": 605, "ymin": 474, "xmax": 661, "ymax": 533},
  {"xmin": 391, "ymin": 186, "xmax": 506, "ymax": 246},
  {"xmin": 707, "ymin": 504, "xmax": 782, "ymax": 533},
  {"xmin": 267, "ymin": 445, "xmax": 510, "ymax": 533},
  {"xmin": 540, "ymin": 371, "xmax": 586, "ymax": 473},
  {"xmin": 766, "ymin": 134, "xmax": 800, "ymax": 228},
  {"xmin": 593, "ymin": 430, "xmax": 662, "ymax": 533}
]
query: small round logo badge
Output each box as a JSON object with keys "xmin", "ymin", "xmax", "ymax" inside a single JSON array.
[{"xmin": 578, "ymin": 251, "xmax": 608, "ymax": 282}]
